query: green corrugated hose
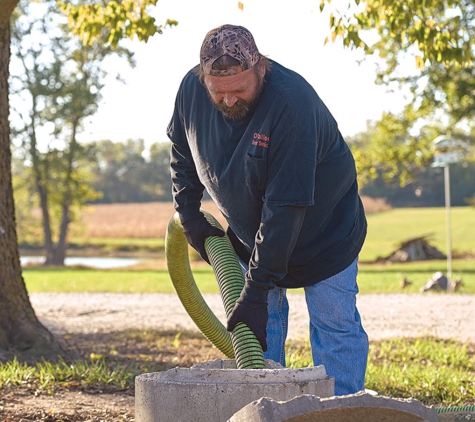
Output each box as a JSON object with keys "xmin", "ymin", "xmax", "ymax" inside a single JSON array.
[
  {"xmin": 436, "ymin": 405, "xmax": 475, "ymax": 414},
  {"xmin": 165, "ymin": 210, "xmax": 265, "ymax": 369}
]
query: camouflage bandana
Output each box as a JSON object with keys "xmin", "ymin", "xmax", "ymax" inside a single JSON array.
[{"xmin": 200, "ymin": 25, "xmax": 260, "ymax": 76}]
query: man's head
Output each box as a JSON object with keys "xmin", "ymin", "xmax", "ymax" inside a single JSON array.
[{"xmin": 198, "ymin": 24, "xmax": 269, "ymax": 121}]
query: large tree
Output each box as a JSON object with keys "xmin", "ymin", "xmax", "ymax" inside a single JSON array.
[
  {"xmin": 0, "ymin": 0, "xmax": 174, "ymax": 358},
  {"xmin": 0, "ymin": 0, "xmax": 62, "ymax": 359}
]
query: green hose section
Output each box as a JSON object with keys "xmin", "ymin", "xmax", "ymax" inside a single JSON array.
[
  {"xmin": 436, "ymin": 405, "xmax": 475, "ymax": 414},
  {"xmin": 165, "ymin": 213, "xmax": 234, "ymax": 358},
  {"xmin": 165, "ymin": 210, "xmax": 265, "ymax": 369}
]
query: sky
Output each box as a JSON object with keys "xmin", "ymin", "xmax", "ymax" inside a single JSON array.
[{"xmin": 78, "ymin": 0, "xmax": 411, "ymax": 149}]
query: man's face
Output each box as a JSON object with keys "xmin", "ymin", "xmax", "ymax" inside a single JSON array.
[{"xmin": 204, "ymin": 63, "xmax": 265, "ymax": 121}]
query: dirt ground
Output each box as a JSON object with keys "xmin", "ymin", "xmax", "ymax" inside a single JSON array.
[{"xmin": 0, "ymin": 330, "xmax": 226, "ymax": 422}]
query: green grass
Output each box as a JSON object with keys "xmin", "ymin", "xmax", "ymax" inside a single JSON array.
[
  {"xmin": 21, "ymin": 206, "xmax": 475, "ymax": 294},
  {"xmin": 366, "ymin": 338, "xmax": 475, "ymax": 407},
  {"xmin": 68, "ymin": 237, "xmax": 165, "ymax": 253},
  {"xmin": 357, "ymin": 259, "xmax": 475, "ymax": 293},
  {"xmin": 0, "ymin": 356, "xmax": 132, "ymax": 392},
  {"xmin": 23, "ymin": 259, "xmax": 475, "ymax": 294},
  {"xmin": 362, "ymin": 207, "xmax": 475, "ymax": 262},
  {"xmin": 2, "ymin": 334, "xmax": 473, "ymax": 408},
  {"xmin": 23, "ymin": 267, "xmax": 219, "ymax": 293},
  {"xmin": 286, "ymin": 336, "xmax": 475, "ymax": 407}
]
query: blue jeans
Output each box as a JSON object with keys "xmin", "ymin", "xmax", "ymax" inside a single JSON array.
[{"xmin": 239, "ymin": 258, "xmax": 368, "ymax": 396}]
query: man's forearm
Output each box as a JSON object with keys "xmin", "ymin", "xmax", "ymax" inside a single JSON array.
[
  {"xmin": 246, "ymin": 204, "xmax": 306, "ymax": 289},
  {"xmin": 170, "ymin": 142, "xmax": 205, "ymax": 223}
]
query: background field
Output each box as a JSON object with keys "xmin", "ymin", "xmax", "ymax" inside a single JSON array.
[
  {"xmin": 69, "ymin": 199, "xmax": 475, "ymax": 262},
  {"xmin": 71, "ymin": 197, "xmax": 391, "ymax": 248},
  {"xmin": 22, "ymin": 259, "xmax": 475, "ymax": 294},
  {"xmin": 22, "ymin": 200, "xmax": 475, "ymax": 294}
]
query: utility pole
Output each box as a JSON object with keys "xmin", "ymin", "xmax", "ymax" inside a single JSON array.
[{"xmin": 431, "ymin": 135, "xmax": 468, "ymax": 292}]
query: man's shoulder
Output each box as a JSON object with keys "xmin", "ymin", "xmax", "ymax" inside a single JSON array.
[
  {"xmin": 179, "ymin": 66, "xmax": 201, "ymax": 88},
  {"xmin": 266, "ymin": 60, "xmax": 317, "ymax": 102},
  {"xmin": 268, "ymin": 60, "xmax": 312, "ymax": 85},
  {"xmin": 264, "ymin": 61, "xmax": 327, "ymax": 126}
]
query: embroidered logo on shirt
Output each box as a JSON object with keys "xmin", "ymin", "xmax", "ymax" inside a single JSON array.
[{"xmin": 252, "ymin": 132, "xmax": 270, "ymax": 148}]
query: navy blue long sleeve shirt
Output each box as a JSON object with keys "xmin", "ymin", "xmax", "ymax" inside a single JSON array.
[{"xmin": 167, "ymin": 60, "xmax": 367, "ymax": 291}]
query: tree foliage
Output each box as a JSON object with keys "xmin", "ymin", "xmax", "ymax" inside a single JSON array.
[
  {"xmin": 348, "ymin": 106, "xmax": 437, "ymax": 187},
  {"xmin": 321, "ymin": 0, "xmax": 474, "ymax": 69},
  {"xmin": 320, "ymin": 0, "xmax": 475, "ymax": 186},
  {"xmin": 59, "ymin": 0, "xmax": 178, "ymax": 48},
  {"xmin": 321, "ymin": 0, "xmax": 475, "ymax": 130},
  {"xmin": 348, "ymin": 107, "xmax": 474, "ymax": 188},
  {"xmin": 360, "ymin": 162, "xmax": 475, "ymax": 207}
]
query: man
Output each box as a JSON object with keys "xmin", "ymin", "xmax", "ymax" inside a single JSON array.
[{"xmin": 167, "ymin": 24, "xmax": 368, "ymax": 396}]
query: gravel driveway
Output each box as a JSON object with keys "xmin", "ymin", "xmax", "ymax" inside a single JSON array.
[{"xmin": 30, "ymin": 292, "xmax": 475, "ymax": 343}]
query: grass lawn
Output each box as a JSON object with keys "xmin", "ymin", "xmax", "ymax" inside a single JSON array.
[
  {"xmin": 357, "ymin": 259, "xmax": 475, "ymax": 293},
  {"xmin": 1, "ymin": 332, "xmax": 473, "ymax": 410},
  {"xmin": 23, "ymin": 267, "xmax": 216, "ymax": 294},
  {"xmin": 23, "ymin": 258, "xmax": 475, "ymax": 294},
  {"xmin": 70, "ymin": 237, "xmax": 165, "ymax": 251},
  {"xmin": 361, "ymin": 207, "xmax": 475, "ymax": 262}
]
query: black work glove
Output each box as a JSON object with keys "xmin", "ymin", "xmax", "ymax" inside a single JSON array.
[
  {"xmin": 227, "ymin": 284, "xmax": 269, "ymax": 352},
  {"xmin": 182, "ymin": 214, "xmax": 225, "ymax": 264}
]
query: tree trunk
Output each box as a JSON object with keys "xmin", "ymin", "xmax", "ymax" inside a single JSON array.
[
  {"xmin": 38, "ymin": 181, "xmax": 56, "ymax": 265},
  {"xmin": 28, "ymin": 99, "xmax": 56, "ymax": 265},
  {"xmin": 0, "ymin": 2, "xmax": 63, "ymax": 360},
  {"xmin": 51, "ymin": 118, "xmax": 80, "ymax": 266}
]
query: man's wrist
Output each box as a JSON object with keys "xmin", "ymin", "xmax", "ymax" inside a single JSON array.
[
  {"xmin": 177, "ymin": 206, "xmax": 202, "ymax": 226},
  {"xmin": 182, "ymin": 213, "xmax": 205, "ymax": 231},
  {"xmin": 242, "ymin": 281, "xmax": 270, "ymax": 303}
]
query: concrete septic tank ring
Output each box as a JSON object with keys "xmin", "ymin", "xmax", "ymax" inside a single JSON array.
[{"xmin": 135, "ymin": 359, "xmax": 334, "ymax": 422}]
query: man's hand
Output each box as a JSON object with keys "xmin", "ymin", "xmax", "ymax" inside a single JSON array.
[
  {"xmin": 182, "ymin": 214, "xmax": 224, "ymax": 264},
  {"xmin": 227, "ymin": 287, "xmax": 269, "ymax": 352}
]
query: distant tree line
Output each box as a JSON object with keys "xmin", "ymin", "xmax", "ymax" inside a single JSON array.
[
  {"xmin": 88, "ymin": 139, "xmax": 173, "ymax": 203},
  {"xmin": 13, "ymin": 136, "xmax": 475, "ymax": 210},
  {"xmin": 13, "ymin": 138, "xmax": 173, "ymax": 205}
]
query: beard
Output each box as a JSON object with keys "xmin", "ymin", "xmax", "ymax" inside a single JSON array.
[{"xmin": 208, "ymin": 77, "xmax": 264, "ymax": 121}]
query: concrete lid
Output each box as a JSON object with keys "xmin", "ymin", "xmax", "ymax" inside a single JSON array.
[{"xmin": 229, "ymin": 391, "xmax": 439, "ymax": 422}]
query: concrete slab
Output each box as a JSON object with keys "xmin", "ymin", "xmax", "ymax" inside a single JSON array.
[
  {"xmin": 229, "ymin": 391, "xmax": 439, "ymax": 422},
  {"xmin": 135, "ymin": 359, "xmax": 334, "ymax": 422}
]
